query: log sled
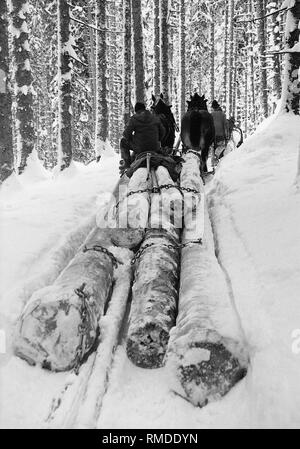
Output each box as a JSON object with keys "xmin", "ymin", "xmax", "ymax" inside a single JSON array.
[{"xmin": 15, "ymin": 152, "xmax": 248, "ymax": 408}]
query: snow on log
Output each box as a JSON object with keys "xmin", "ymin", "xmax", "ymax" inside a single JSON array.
[
  {"xmin": 126, "ymin": 167, "xmax": 182, "ymax": 368},
  {"xmin": 126, "ymin": 230, "xmax": 180, "ymax": 369},
  {"xmin": 15, "ymin": 227, "xmax": 132, "ymax": 372},
  {"xmin": 149, "ymin": 166, "xmax": 183, "ymax": 241},
  {"xmin": 180, "ymin": 152, "xmax": 205, "ymax": 242},
  {"xmin": 109, "ymin": 168, "xmax": 151, "ymax": 249},
  {"xmin": 166, "ymin": 153, "xmax": 248, "ymax": 407}
]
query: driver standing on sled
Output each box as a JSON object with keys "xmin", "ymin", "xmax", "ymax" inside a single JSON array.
[
  {"xmin": 119, "ymin": 102, "xmax": 166, "ymax": 176},
  {"xmin": 211, "ymin": 100, "xmax": 230, "ymax": 161}
]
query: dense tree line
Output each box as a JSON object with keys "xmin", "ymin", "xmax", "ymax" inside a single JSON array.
[{"xmin": 0, "ymin": 0, "xmax": 299, "ymax": 182}]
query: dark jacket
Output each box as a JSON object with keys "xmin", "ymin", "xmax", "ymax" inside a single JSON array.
[
  {"xmin": 121, "ymin": 111, "xmax": 166, "ymax": 165},
  {"xmin": 211, "ymin": 109, "xmax": 229, "ymax": 141}
]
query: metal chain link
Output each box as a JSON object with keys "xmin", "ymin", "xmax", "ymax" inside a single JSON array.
[
  {"xmin": 130, "ymin": 243, "xmax": 156, "ymax": 265},
  {"xmin": 73, "ymin": 283, "xmax": 90, "ymax": 375},
  {"xmin": 83, "ymin": 245, "xmax": 123, "ymax": 269},
  {"xmin": 115, "ymin": 184, "xmax": 201, "ymax": 210},
  {"xmin": 179, "ymin": 186, "xmax": 202, "ymax": 195},
  {"xmin": 131, "ymin": 239, "xmax": 203, "ymax": 265},
  {"xmin": 181, "ymin": 238, "xmax": 203, "ymax": 248}
]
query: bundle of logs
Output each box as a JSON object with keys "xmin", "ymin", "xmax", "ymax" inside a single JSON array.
[{"xmin": 16, "ymin": 153, "xmax": 248, "ymax": 407}]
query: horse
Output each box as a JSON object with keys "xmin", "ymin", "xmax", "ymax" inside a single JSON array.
[
  {"xmin": 181, "ymin": 93, "xmax": 215, "ymax": 173},
  {"xmin": 151, "ymin": 94, "xmax": 178, "ymax": 153}
]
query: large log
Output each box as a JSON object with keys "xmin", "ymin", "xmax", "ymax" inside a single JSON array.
[
  {"xmin": 15, "ymin": 227, "xmax": 132, "ymax": 372},
  {"xmin": 166, "ymin": 153, "xmax": 248, "ymax": 407},
  {"xmin": 108, "ymin": 168, "xmax": 151, "ymax": 249},
  {"xmin": 180, "ymin": 152, "xmax": 205, "ymax": 243},
  {"xmin": 126, "ymin": 167, "xmax": 182, "ymax": 368}
]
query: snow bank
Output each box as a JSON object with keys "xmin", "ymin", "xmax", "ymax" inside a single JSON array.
[{"xmin": 208, "ymin": 112, "xmax": 300, "ymax": 427}]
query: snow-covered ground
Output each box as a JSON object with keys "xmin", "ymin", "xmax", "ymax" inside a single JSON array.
[
  {"xmin": 1, "ymin": 113, "xmax": 300, "ymax": 429},
  {"xmin": 0, "ymin": 148, "xmax": 120, "ymax": 429}
]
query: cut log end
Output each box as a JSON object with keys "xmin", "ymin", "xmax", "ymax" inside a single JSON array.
[
  {"xmin": 126, "ymin": 322, "xmax": 170, "ymax": 369},
  {"xmin": 110, "ymin": 228, "xmax": 145, "ymax": 249},
  {"xmin": 175, "ymin": 342, "xmax": 247, "ymax": 407},
  {"xmin": 15, "ymin": 293, "xmax": 98, "ymax": 372}
]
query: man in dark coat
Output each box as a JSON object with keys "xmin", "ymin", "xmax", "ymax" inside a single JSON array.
[{"xmin": 120, "ymin": 102, "xmax": 166, "ymax": 170}]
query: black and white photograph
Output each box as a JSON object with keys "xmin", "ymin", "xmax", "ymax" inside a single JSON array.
[{"xmin": 0, "ymin": 0, "xmax": 300, "ymax": 431}]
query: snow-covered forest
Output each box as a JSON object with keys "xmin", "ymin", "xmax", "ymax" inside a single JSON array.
[
  {"xmin": 1, "ymin": 0, "xmax": 299, "ymax": 176},
  {"xmin": 1, "ymin": 0, "xmax": 300, "ymax": 431}
]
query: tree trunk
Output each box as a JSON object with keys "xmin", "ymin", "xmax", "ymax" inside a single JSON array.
[
  {"xmin": 57, "ymin": 0, "xmax": 72, "ymax": 171},
  {"xmin": 108, "ymin": 168, "xmax": 150, "ymax": 249},
  {"xmin": 268, "ymin": 0, "xmax": 282, "ymax": 110},
  {"xmin": 179, "ymin": 0, "xmax": 186, "ymax": 119},
  {"xmin": 223, "ymin": 0, "xmax": 229, "ymax": 109},
  {"xmin": 228, "ymin": 0, "xmax": 235, "ymax": 116},
  {"xmin": 153, "ymin": 0, "xmax": 160, "ymax": 97},
  {"xmin": 95, "ymin": 0, "xmax": 108, "ymax": 158},
  {"xmin": 281, "ymin": 0, "xmax": 300, "ymax": 115},
  {"xmin": 123, "ymin": 0, "xmax": 132, "ymax": 127},
  {"xmin": 127, "ymin": 167, "xmax": 181, "ymax": 368},
  {"xmin": 10, "ymin": 0, "xmax": 35, "ymax": 174},
  {"xmin": 132, "ymin": 0, "xmax": 145, "ymax": 103},
  {"xmin": 15, "ymin": 227, "xmax": 130, "ymax": 372},
  {"xmin": 198, "ymin": 60, "xmax": 202, "ymax": 96},
  {"xmin": 248, "ymin": 0, "xmax": 256, "ymax": 129},
  {"xmin": 167, "ymin": 153, "xmax": 248, "ymax": 407},
  {"xmin": 232, "ymin": 34, "xmax": 237, "ymax": 117},
  {"xmin": 87, "ymin": 3, "xmax": 96, "ymax": 136},
  {"xmin": 180, "ymin": 153, "xmax": 204, "ymax": 243},
  {"xmin": 160, "ymin": 0, "xmax": 169, "ymax": 102},
  {"xmin": 209, "ymin": 13, "xmax": 215, "ymax": 102},
  {"xmin": 244, "ymin": 58, "xmax": 248, "ymax": 137},
  {"xmin": 108, "ymin": 0, "xmax": 119, "ymax": 150},
  {"xmin": 127, "ymin": 229, "xmax": 179, "ymax": 368},
  {"xmin": 0, "ymin": 0, "xmax": 14, "ymax": 183},
  {"xmin": 255, "ymin": 0, "xmax": 268, "ymax": 118}
]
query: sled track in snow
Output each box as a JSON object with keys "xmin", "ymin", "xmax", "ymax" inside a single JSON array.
[
  {"xmin": 208, "ymin": 202, "xmax": 249, "ymax": 348},
  {"xmin": 207, "ymin": 178, "xmax": 259, "ymax": 355}
]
